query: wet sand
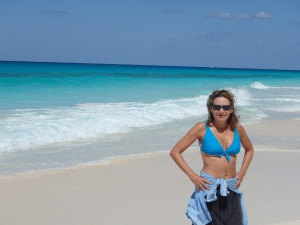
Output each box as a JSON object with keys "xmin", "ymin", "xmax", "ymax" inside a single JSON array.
[{"xmin": 0, "ymin": 118, "xmax": 300, "ymax": 225}]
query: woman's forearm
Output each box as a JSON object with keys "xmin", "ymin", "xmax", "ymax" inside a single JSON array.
[
  {"xmin": 239, "ymin": 149, "xmax": 254, "ymax": 176},
  {"xmin": 170, "ymin": 150, "xmax": 197, "ymax": 178}
]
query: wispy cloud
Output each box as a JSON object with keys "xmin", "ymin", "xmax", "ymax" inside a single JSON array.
[
  {"xmin": 254, "ymin": 11, "xmax": 272, "ymax": 19},
  {"xmin": 163, "ymin": 8, "xmax": 186, "ymax": 14},
  {"xmin": 42, "ymin": 9, "xmax": 68, "ymax": 15},
  {"xmin": 210, "ymin": 11, "xmax": 272, "ymax": 20},
  {"xmin": 210, "ymin": 12, "xmax": 250, "ymax": 20}
]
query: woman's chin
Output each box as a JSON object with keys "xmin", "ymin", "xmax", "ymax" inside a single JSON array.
[{"xmin": 215, "ymin": 116, "xmax": 229, "ymax": 121}]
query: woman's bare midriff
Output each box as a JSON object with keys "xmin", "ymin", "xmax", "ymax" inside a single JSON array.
[{"xmin": 201, "ymin": 152, "xmax": 237, "ymax": 179}]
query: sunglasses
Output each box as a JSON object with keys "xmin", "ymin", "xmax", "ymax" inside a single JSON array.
[{"xmin": 212, "ymin": 104, "xmax": 231, "ymax": 111}]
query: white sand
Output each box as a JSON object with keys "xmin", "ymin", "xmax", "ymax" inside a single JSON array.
[
  {"xmin": 270, "ymin": 221, "xmax": 300, "ymax": 225},
  {"xmin": 0, "ymin": 118, "xmax": 300, "ymax": 225}
]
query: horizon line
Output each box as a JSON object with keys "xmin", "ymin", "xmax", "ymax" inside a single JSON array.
[{"xmin": 0, "ymin": 59, "xmax": 299, "ymax": 72}]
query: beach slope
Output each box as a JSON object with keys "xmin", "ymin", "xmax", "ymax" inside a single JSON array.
[{"xmin": 0, "ymin": 118, "xmax": 300, "ymax": 225}]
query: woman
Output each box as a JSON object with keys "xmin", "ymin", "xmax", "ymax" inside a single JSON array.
[{"xmin": 170, "ymin": 89, "xmax": 254, "ymax": 225}]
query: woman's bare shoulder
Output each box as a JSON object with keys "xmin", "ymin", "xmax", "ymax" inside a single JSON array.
[
  {"xmin": 194, "ymin": 121, "xmax": 206, "ymax": 130},
  {"xmin": 190, "ymin": 121, "xmax": 206, "ymax": 137},
  {"xmin": 236, "ymin": 123, "xmax": 247, "ymax": 134}
]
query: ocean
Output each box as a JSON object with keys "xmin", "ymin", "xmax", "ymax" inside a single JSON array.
[{"xmin": 1, "ymin": 61, "xmax": 300, "ymax": 175}]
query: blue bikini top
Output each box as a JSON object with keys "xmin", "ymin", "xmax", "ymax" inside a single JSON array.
[{"xmin": 200, "ymin": 122, "xmax": 241, "ymax": 162}]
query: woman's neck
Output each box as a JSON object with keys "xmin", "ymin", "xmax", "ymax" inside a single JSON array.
[{"xmin": 212, "ymin": 121, "xmax": 229, "ymax": 132}]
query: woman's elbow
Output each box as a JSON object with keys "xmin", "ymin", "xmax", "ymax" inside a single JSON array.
[
  {"xmin": 245, "ymin": 146, "xmax": 254, "ymax": 156},
  {"xmin": 170, "ymin": 149, "xmax": 176, "ymax": 159},
  {"xmin": 170, "ymin": 147, "xmax": 181, "ymax": 159}
]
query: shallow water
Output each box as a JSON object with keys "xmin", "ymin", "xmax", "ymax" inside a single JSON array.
[{"xmin": 0, "ymin": 61, "xmax": 299, "ymax": 175}]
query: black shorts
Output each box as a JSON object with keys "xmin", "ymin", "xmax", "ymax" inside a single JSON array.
[{"xmin": 206, "ymin": 186, "xmax": 243, "ymax": 225}]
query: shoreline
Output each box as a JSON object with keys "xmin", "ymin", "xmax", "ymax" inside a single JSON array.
[
  {"xmin": 1, "ymin": 146, "xmax": 299, "ymax": 181},
  {"xmin": 1, "ymin": 110, "xmax": 299, "ymax": 177},
  {"xmin": 1, "ymin": 113, "xmax": 300, "ymax": 179},
  {"xmin": 0, "ymin": 117, "xmax": 300, "ymax": 225}
]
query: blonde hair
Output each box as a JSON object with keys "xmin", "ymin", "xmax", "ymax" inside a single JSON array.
[{"xmin": 206, "ymin": 89, "xmax": 239, "ymax": 130}]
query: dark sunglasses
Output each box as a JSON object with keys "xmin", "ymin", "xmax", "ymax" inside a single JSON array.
[{"xmin": 212, "ymin": 104, "xmax": 231, "ymax": 111}]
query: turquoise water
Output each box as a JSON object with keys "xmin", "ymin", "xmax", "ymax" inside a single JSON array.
[{"xmin": 1, "ymin": 61, "xmax": 300, "ymax": 175}]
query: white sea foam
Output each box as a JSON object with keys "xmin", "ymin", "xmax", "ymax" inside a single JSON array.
[
  {"xmin": 0, "ymin": 96, "xmax": 209, "ymax": 153},
  {"xmin": 250, "ymin": 81, "xmax": 270, "ymax": 89},
  {"xmin": 269, "ymin": 105, "xmax": 300, "ymax": 112},
  {"xmin": 0, "ymin": 87, "xmax": 281, "ymax": 154},
  {"xmin": 250, "ymin": 81, "xmax": 300, "ymax": 90},
  {"xmin": 276, "ymin": 86, "xmax": 300, "ymax": 89},
  {"xmin": 269, "ymin": 98, "xmax": 300, "ymax": 103},
  {"xmin": 229, "ymin": 88, "xmax": 253, "ymax": 106}
]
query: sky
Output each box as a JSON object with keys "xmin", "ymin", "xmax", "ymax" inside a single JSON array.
[{"xmin": 0, "ymin": 0, "xmax": 300, "ymax": 70}]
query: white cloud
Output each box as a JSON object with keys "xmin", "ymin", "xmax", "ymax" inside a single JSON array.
[
  {"xmin": 254, "ymin": 11, "xmax": 273, "ymax": 19},
  {"xmin": 210, "ymin": 12, "xmax": 231, "ymax": 19},
  {"xmin": 235, "ymin": 14, "xmax": 251, "ymax": 20},
  {"xmin": 210, "ymin": 11, "xmax": 272, "ymax": 20}
]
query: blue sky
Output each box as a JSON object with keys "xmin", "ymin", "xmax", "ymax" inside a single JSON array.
[{"xmin": 1, "ymin": 0, "xmax": 300, "ymax": 70}]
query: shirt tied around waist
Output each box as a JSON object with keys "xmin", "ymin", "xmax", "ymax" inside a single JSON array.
[{"xmin": 186, "ymin": 171, "xmax": 248, "ymax": 225}]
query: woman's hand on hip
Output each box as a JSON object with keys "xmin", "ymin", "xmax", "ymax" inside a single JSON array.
[
  {"xmin": 236, "ymin": 171, "xmax": 245, "ymax": 188},
  {"xmin": 188, "ymin": 172, "xmax": 211, "ymax": 191}
]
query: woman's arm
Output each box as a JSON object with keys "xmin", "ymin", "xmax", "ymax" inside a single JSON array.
[
  {"xmin": 236, "ymin": 124, "xmax": 254, "ymax": 188},
  {"xmin": 170, "ymin": 122, "xmax": 211, "ymax": 191}
]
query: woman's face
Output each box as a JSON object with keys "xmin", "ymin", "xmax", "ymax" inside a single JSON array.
[{"xmin": 210, "ymin": 97, "xmax": 233, "ymax": 122}]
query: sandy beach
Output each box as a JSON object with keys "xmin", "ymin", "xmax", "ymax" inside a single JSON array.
[{"xmin": 1, "ymin": 117, "xmax": 300, "ymax": 225}]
